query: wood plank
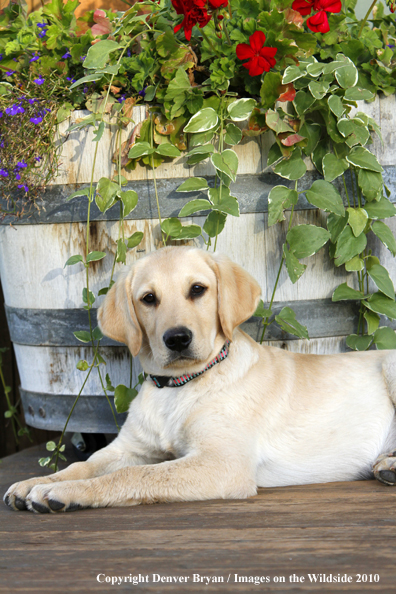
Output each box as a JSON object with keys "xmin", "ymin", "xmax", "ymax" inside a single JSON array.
[{"xmin": 1, "ymin": 443, "xmax": 396, "ymax": 592}]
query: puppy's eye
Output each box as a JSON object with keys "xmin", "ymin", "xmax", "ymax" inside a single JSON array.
[
  {"xmin": 190, "ymin": 285, "xmax": 206, "ymax": 298},
  {"xmin": 142, "ymin": 293, "xmax": 156, "ymax": 305}
]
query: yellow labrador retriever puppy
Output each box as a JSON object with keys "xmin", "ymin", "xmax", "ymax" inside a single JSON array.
[{"xmin": 4, "ymin": 246, "xmax": 396, "ymax": 513}]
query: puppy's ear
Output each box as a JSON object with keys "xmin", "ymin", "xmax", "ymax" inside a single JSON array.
[
  {"xmin": 97, "ymin": 268, "xmax": 142, "ymax": 357},
  {"xmin": 208, "ymin": 253, "xmax": 261, "ymax": 341}
]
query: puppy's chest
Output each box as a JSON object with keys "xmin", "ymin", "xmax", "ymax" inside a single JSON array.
[{"xmin": 144, "ymin": 386, "xmax": 198, "ymax": 457}]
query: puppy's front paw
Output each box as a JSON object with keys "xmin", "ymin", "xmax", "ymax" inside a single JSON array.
[
  {"xmin": 373, "ymin": 451, "xmax": 396, "ymax": 485},
  {"xmin": 26, "ymin": 481, "xmax": 90, "ymax": 513},
  {"xmin": 4, "ymin": 477, "xmax": 52, "ymax": 511}
]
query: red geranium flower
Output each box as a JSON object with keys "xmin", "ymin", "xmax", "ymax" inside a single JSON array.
[
  {"xmin": 171, "ymin": 0, "xmax": 211, "ymax": 40},
  {"xmin": 208, "ymin": 0, "xmax": 228, "ymax": 7},
  {"xmin": 291, "ymin": 0, "xmax": 314, "ymax": 16},
  {"xmin": 236, "ymin": 31, "xmax": 277, "ymax": 77},
  {"xmin": 314, "ymin": 0, "xmax": 341, "ymax": 12},
  {"xmin": 307, "ymin": 9, "xmax": 330, "ymax": 33}
]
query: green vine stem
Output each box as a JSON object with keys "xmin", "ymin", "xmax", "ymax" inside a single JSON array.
[
  {"xmin": 358, "ymin": 0, "xmax": 378, "ymax": 38},
  {"xmin": 150, "ymin": 113, "xmax": 166, "ymax": 244},
  {"xmin": 260, "ymin": 181, "xmax": 298, "ymax": 344}
]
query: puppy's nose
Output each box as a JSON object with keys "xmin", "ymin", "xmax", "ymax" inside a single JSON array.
[{"xmin": 163, "ymin": 327, "xmax": 193, "ymax": 352}]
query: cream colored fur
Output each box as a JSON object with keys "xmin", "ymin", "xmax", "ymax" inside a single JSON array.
[{"xmin": 4, "ymin": 246, "xmax": 396, "ymax": 513}]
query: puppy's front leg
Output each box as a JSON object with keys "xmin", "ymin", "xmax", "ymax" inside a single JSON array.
[
  {"xmin": 24, "ymin": 452, "xmax": 257, "ymax": 512},
  {"xmin": 4, "ymin": 439, "xmax": 161, "ymax": 512}
]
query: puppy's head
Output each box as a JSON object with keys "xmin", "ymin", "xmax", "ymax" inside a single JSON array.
[{"xmin": 98, "ymin": 246, "xmax": 261, "ymax": 374}]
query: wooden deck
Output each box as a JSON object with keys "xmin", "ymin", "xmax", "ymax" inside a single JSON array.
[{"xmin": 1, "ymin": 442, "xmax": 396, "ymax": 593}]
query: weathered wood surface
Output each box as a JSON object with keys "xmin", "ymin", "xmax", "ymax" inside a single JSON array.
[{"xmin": 1, "ymin": 442, "xmax": 396, "ymax": 593}]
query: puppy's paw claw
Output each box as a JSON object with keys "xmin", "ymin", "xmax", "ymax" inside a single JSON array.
[
  {"xmin": 373, "ymin": 452, "xmax": 396, "ymax": 486},
  {"xmin": 14, "ymin": 496, "xmax": 27, "ymax": 511},
  {"xmin": 48, "ymin": 499, "xmax": 65, "ymax": 512},
  {"xmin": 31, "ymin": 501, "xmax": 50, "ymax": 514},
  {"xmin": 66, "ymin": 502, "xmax": 86, "ymax": 512}
]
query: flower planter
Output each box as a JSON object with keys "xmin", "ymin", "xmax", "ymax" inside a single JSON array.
[{"xmin": 1, "ymin": 97, "xmax": 395, "ymax": 432}]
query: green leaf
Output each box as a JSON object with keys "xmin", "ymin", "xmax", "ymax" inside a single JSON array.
[
  {"xmin": 67, "ymin": 187, "xmax": 90, "ymax": 202},
  {"xmin": 268, "ymin": 185, "xmax": 298, "ymax": 227},
  {"xmin": 266, "ymin": 110, "xmax": 295, "ymax": 134},
  {"xmin": 347, "ymin": 207, "xmax": 368, "ymax": 237},
  {"xmin": 322, "ymin": 154, "xmax": 348, "ymax": 182},
  {"xmin": 308, "ymin": 80, "xmax": 329, "ymax": 100},
  {"xmin": 358, "ymin": 169, "xmax": 383, "ymax": 202},
  {"xmin": 161, "ymin": 218, "xmax": 182, "ymax": 238},
  {"xmin": 367, "ymin": 264, "xmax": 395, "ymax": 300},
  {"xmin": 227, "ymin": 98, "xmax": 256, "ymax": 121},
  {"xmin": 337, "ymin": 118, "xmax": 370, "ymax": 148},
  {"xmin": 373, "ymin": 327, "xmax": 396, "ymax": 350},
  {"xmin": 154, "ymin": 144, "xmax": 181, "ymax": 158},
  {"xmin": 299, "ymin": 122, "xmax": 321, "ymax": 156},
  {"xmin": 267, "ymin": 143, "xmax": 283, "ymax": 166},
  {"xmin": 283, "ymin": 245, "xmax": 307, "ymax": 284},
  {"xmin": 345, "ymin": 256, "xmax": 364, "ymax": 272},
  {"xmin": 332, "ymin": 283, "xmax": 365, "ymax": 302},
  {"xmin": 119, "ymin": 190, "xmax": 138, "ymax": 217},
  {"xmin": 116, "ymin": 239, "xmax": 127, "ymax": 264},
  {"xmin": 334, "ymin": 226, "xmax": 367, "ymax": 266},
  {"xmin": 127, "ymin": 232, "xmax": 144, "ymax": 249},
  {"xmin": 86, "ymin": 251, "xmax": 106, "ymax": 263},
  {"xmin": 287, "ymin": 225, "xmax": 330, "ymax": 259},
  {"xmin": 327, "ymin": 212, "xmax": 348, "ymax": 243},
  {"xmin": 364, "ymin": 197, "xmax": 396, "ymax": 219},
  {"xmin": 83, "ymin": 40, "xmax": 121, "ymax": 70},
  {"xmin": 208, "ymin": 187, "xmax": 239, "ymax": 217},
  {"xmin": 282, "ymin": 65, "xmax": 305, "ymax": 84},
  {"xmin": 334, "ymin": 56, "xmax": 358, "ymax": 88},
  {"xmin": 177, "ymin": 178, "xmax": 209, "ymax": 193},
  {"xmin": 46, "ymin": 441, "xmax": 56, "ymax": 452},
  {"xmin": 39, "ymin": 457, "xmax": 51, "ymax": 467},
  {"xmin": 172, "ymin": 224, "xmax": 202, "ymax": 240},
  {"xmin": 364, "ymin": 310, "xmax": 380, "ymax": 335},
  {"xmin": 211, "ymin": 150, "xmax": 238, "ymax": 183},
  {"xmin": 64, "ymin": 255, "xmax": 83, "ymax": 267},
  {"xmin": 274, "ymin": 150, "xmax": 307, "ymax": 181},
  {"xmin": 128, "ymin": 141, "xmax": 154, "ymax": 159},
  {"xmin": 372, "ymin": 221, "xmax": 396, "ymax": 256},
  {"xmin": 92, "ymin": 121, "xmax": 105, "ymax": 143},
  {"xmin": 305, "ymin": 180, "xmax": 345, "ymax": 216},
  {"xmin": 114, "ymin": 384, "xmax": 138, "ymax": 414},
  {"xmin": 293, "ymin": 91, "xmax": 315, "ymax": 117},
  {"xmin": 254, "ymin": 300, "xmax": 272, "ymax": 319},
  {"xmin": 179, "ymin": 199, "xmax": 212, "ymax": 217},
  {"xmin": 73, "ymin": 331, "xmax": 92, "ymax": 343},
  {"xmin": 344, "ymin": 87, "xmax": 375, "ymax": 101},
  {"xmin": 82, "ymin": 288, "xmax": 95, "ymax": 305},
  {"xmin": 184, "ymin": 108, "xmax": 219, "ymax": 133},
  {"xmin": 96, "ymin": 177, "xmax": 119, "ymax": 212},
  {"xmin": 77, "ymin": 360, "xmax": 89, "ymax": 371},
  {"xmin": 275, "ymin": 307, "xmax": 309, "ymax": 340},
  {"xmin": 364, "ymin": 293, "xmax": 396, "ymax": 320},
  {"xmin": 224, "ymin": 123, "xmax": 242, "ymax": 145},
  {"xmin": 92, "ymin": 326, "xmax": 103, "ymax": 341},
  {"xmin": 203, "ymin": 210, "xmax": 227, "ymax": 238},
  {"xmin": 346, "ymin": 334, "xmax": 373, "ymax": 351},
  {"xmin": 346, "ymin": 147, "xmax": 383, "ymax": 173},
  {"xmin": 69, "ymin": 73, "xmax": 106, "ymax": 90},
  {"xmin": 328, "ymin": 95, "xmax": 345, "ymax": 118},
  {"xmin": 186, "ymin": 144, "xmax": 215, "ymax": 158}
]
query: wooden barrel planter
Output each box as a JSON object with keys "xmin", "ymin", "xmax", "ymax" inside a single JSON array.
[{"xmin": 0, "ymin": 96, "xmax": 395, "ymax": 433}]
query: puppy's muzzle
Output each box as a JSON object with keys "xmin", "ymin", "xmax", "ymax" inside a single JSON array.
[{"xmin": 163, "ymin": 327, "xmax": 193, "ymax": 353}]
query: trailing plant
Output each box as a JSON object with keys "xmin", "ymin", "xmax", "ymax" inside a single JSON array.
[
  {"xmin": 0, "ymin": 0, "xmax": 395, "ymax": 463},
  {"xmin": 0, "ymin": 348, "xmax": 32, "ymax": 446}
]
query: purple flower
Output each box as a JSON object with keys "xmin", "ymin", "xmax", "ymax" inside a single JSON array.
[
  {"xmin": 36, "ymin": 23, "xmax": 48, "ymax": 38},
  {"xmin": 15, "ymin": 172, "xmax": 21, "ymax": 181},
  {"xmin": 5, "ymin": 70, "xmax": 16, "ymax": 76},
  {"xmin": 18, "ymin": 184, "xmax": 29, "ymax": 192},
  {"xmin": 6, "ymin": 104, "xmax": 25, "ymax": 116},
  {"xmin": 0, "ymin": 169, "xmax": 9, "ymax": 177},
  {"xmin": 34, "ymin": 75, "xmax": 45, "ymax": 85},
  {"xmin": 388, "ymin": 44, "xmax": 395, "ymax": 48},
  {"xmin": 36, "ymin": 22, "xmax": 47, "ymax": 28},
  {"xmin": 16, "ymin": 161, "xmax": 28, "ymax": 169},
  {"xmin": 80, "ymin": 56, "xmax": 86, "ymax": 61},
  {"xmin": 0, "ymin": 54, "xmax": 3, "ymax": 61},
  {"xmin": 29, "ymin": 53, "xmax": 40, "ymax": 63},
  {"xmin": 28, "ymin": 98, "xmax": 37, "ymax": 105},
  {"xmin": 117, "ymin": 95, "xmax": 126, "ymax": 103},
  {"xmin": 126, "ymin": 48, "xmax": 132, "ymax": 57},
  {"xmin": 62, "ymin": 50, "xmax": 71, "ymax": 59},
  {"xmin": 35, "ymin": 156, "xmax": 41, "ymax": 162},
  {"xmin": 30, "ymin": 115, "xmax": 43, "ymax": 125},
  {"xmin": 66, "ymin": 77, "xmax": 76, "ymax": 84}
]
